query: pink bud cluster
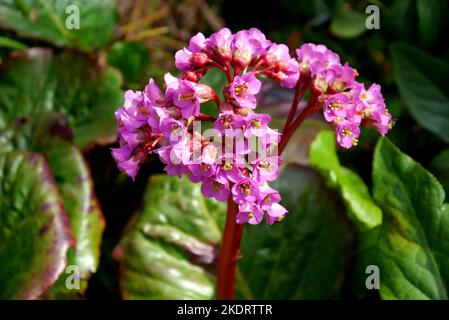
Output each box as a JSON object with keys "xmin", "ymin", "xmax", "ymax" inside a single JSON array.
[{"xmin": 296, "ymin": 43, "xmax": 392, "ymax": 148}]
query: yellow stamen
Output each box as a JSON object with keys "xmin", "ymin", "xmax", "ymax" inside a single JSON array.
[{"xmin": 223, "ymin": 162, "xmax": 233, "ymax": 170}]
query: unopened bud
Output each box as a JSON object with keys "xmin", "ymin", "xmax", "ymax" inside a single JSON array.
[
  {"xmin": 196, "ymin": 84, "xmax": 214, "ymax": 103},
  {"xmin": 183, "ymin": 71, "xmax": 199, "ymax": 82},
  {"xmin": 190, "ymin": 52, "xmax": 209, "ymax": 67},
  {"xmin": 232, "ymin": 50, "xmax": 252, "ymax": 72}
]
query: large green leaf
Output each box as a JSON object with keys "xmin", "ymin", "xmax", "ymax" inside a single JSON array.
[
  {"xmin": 0, "ymin": 114, "xmax": 105, "ymax": 295},
  {"xmin": 0, "ymin": 150, "xmax": 72, "ymax": 299},
  {"xmin": 113, "ymin": 175, "xmax": 225, "ymax": 299},
  {"xmin": 0, "ymin": 48, "xmax": 123, "ymax": 149},
  {"xmin": 0, "ymin": 0, "xmax": 117, "ymax": 51},
  {"xmin": 391, "ymin": 43, "xmax": 449, "ymax": 143},
  {"xmin": 416, "ymin": 0, "xmax": 447, "ymax": 48},
  {"xmin": 359, "ymin": 138, "xmax": 449, "ymax": 299},
  {"xmin": 429, "ymin": 149, "xmax": 449, "ymax": 197},
  {"xmin": 309, "ymin": 130, "xmax": 382, "ymax": 230},
  {"xmin": 237, "ymin": 165, "xmax": 353, "ymax": 299}
]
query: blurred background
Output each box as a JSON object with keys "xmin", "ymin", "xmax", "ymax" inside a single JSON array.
[{"xmin": 0, "ymin": 0, "xmax": 449, "ymax": 300}]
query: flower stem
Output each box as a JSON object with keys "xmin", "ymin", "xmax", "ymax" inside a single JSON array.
[
  {"xmin": 216, "ymin": 195, "xmax": 244, "ymax": 299},
  {"xmin": 283, "ymin": 74, "xmax": 310, "ymax": 131},
  {"xmin": 279, "ymin": 95, "xmax": 319, "ymax": 154}
]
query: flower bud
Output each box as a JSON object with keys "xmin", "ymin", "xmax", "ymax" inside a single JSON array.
[{"xmin": 190, "ymin": 52, "xmax": 209, "ymax": 67}]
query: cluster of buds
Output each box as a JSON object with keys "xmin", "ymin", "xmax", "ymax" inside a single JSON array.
[
  {"xmin": 112, "ymin": 29, "xmax": 392, "ymax": 225},
  {"xmin": 296, "ymin": 43, "xmax": 392, "ymax": 148}
]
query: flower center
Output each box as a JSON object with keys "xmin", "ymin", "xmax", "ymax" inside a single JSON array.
[
  {"xmin": 222, "ymin": 114, "xmax": 233, "ymax": 128},
  {"xmin": 223, "ymin": 162, "xmax": 233, "ymax": 170},
  {"xmin": 252, "ymin": 118, "xmax": 262, "ymax": 128},
  {"xmin": 330, "ymin": 102, "xmax": 343, "ymax": 111},
  {"xmin": 239, "ymin": 183, "xmax": 252, "ymax": 195},
  {"xmin": 179, "ymin": 92, "xmax": 195, "ymax": 101},
  {"xmin": 212, "ymin": 181, "xmax": 222, "ymax": 191},
  {"xmin": 259, "ymin": 160, "xmax": 271, "ymax": 169},
  {"xmin": 235, "ymin": 82, "xmax": 249, "ymax": 96}
]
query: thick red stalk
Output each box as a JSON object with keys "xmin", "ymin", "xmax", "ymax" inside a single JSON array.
[
  {"xmin": 283, "ymin": 74, "xmax": 310, "ymax": 131},
  {"xmin": 216, "ymin": 195, "xmax": 244, "ymax": 299},
  {"xmin": 279, "ymin": 96, "xmax": 319, "ymax": 154}
]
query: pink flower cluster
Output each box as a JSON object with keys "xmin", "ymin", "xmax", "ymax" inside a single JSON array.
[
  {"xmin": 296, "ymin": 43, "xmax": 392, "ymax": 148},
  {"xmin": 112, "ymin": 28, "xmax": 296, "ymax": 225},
  {"xmin": 112, "ymin": 29, "xmax": 392, "ymax": 225}
]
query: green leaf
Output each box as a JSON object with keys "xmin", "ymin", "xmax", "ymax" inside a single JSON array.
[
  {"xmin": 113, "ymin": 175, "xmax": 225, "ymax": 299},
  {"xmin": 416, "ymin": 0, "xmax": 447, "ymax": 48},
  {"xmin": 0, "ymin": 114, "xmax": 105, "ymax": 296},
  {"xmin": 0, "ymin": 150, "xmax": 72, "ymax": 299},
  {"xmin": 0, "ymin": 48, "xmax": 123, "ymax": 149},
  {"xmin": 429, "ymin": 149, "xmax": 449, "ymax": 196},
  {"xmin": 0, "ymin": 0, "xmax": 117, "ymax": 51},
  {"xmin": 309, "ymin": 130, "xmax": 382, "ymax": 230},
  {"xmin": 108, "ymin": 41, "xmax": 150, "ymax": 85},
  {"xmin": 238, "ymin": 165, "xmax": 353, "ymax": 299},
  {"xmin": 364, "ymin": 138, "xmax": 449, "ymax": 299},
  {"xmin": 391, "ymin": 43, "xmax": 449, "ymax": 143},
  {"xmin": 330, "ymin": 9, "xmax": 367, "ymax": 39},
  {"xmin": 0, "ymin": 36, "xmax": 28, "ymax": 50}
]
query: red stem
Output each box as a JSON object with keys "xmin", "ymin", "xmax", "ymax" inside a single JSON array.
[
  {"xmin": 216, "ymin": 195, "xmax": 244, "ymax": 300},
  {"xmin": 283, "ymin": 74, "xmax": 310, "ymax": 131},
  {"xmin": 279, "ymin": 96, "xmax": 319, "ymax": 154},
  {"xmin": 214, "ymin": 93, "xmax": 222, "ymax": 108},
  {"xmin": 197, "ymin": 113, "xmax": 217, "ymax": 122},
  {"xmin": 225, "ymin": 63, "xmax": 233, "ymax": 82}
]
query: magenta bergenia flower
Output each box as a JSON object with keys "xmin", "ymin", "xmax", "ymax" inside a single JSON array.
[
  {"xmin": 112, "ymin": 27, "xmax": 391, "ymax": 225},
  {"xmin": 229, "ymin": 72, "xmax": 261, "ymax": 109}
]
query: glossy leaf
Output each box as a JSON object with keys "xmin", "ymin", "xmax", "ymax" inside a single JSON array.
[
  {"xmin": 0, "ymin": 48, "xmax": 123, "ymax": 149},
  {"xmin": 0, "ymin": 151, "xmax": 72, "ymax": 299},
  {"xmin": 0, "ymin": 114, "xmax": 105, "ymax": 295},
  {"xmin": 108, "ymin": 41, "xmax": 150, "ymax": 85},
  {"xmin": 429, "ymin": 148, "xmax": 449, "ymax": 196},
  {"xmin": 360, "ymin": 138, "xmax": 449, "ymax": 299},
  {"xmin": 309, "ymin": 130, "xmax": 382, "ymax": 230},
  {"xmin": 330, "ymin": 9, "xmax": 366, "ymax": 39},
  {"xmin": 237, "ymin": 165, "xmax": 353, "ymax": 299},
  {"xmin": 391, "ymin": 43, "xmax": 449, "ymax": 143},
  {"xmin": 114, "ymin": 175, "xmax": 225, "ymax": 299},
  {"xmin": 416, "ymin": 0, "xmax": 447, "ymax": 48},
  {"xmin": 0, "ymin": 0, "xmax": 117, "ymax": 51}
]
